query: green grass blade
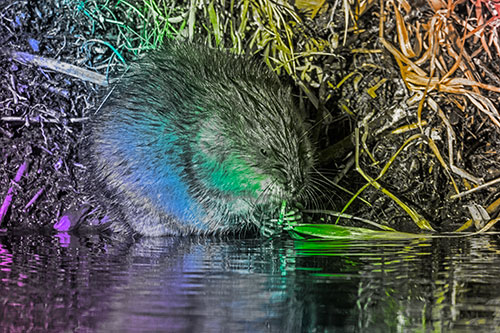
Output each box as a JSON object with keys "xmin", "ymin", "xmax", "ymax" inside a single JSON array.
[{"xmin": 288, "ymin": 224, "xmax": 430, "ymax": 240}]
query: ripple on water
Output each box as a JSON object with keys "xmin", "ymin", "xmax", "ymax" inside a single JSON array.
[{"xmin": 1, "ymin": 233, "xmax": 500, "ymax": 332}]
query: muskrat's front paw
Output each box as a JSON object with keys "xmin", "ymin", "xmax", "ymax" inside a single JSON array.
[
  {"xmin": 280, "ymin": 209, "xmax": 303, "ymax": 231},
  {"xmin": 260, "ymin": 207, "xmax": 303, "ymax": 237},
  {"xmin": 259, "ymin": 219, "xmax": 283, "ymax": 238}
]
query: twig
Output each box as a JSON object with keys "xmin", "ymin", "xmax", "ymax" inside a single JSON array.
[
  {"xmin": 1, "ymin": 116, "xmax": 89, "ymax": 123},
  {"xmin": 24, "ymin": 187, "xmax": 45, "ymax": 212},
  {"xmin": 0, "ymin": 161, "xmax": 27, "ymax": 225},
  {"xmin": 3, "ymin": 49, "xmax": 108, "ymax": 86},
  {"xmin": 450, "ymin": 177, "xmax": 500, "ymax": 199}
]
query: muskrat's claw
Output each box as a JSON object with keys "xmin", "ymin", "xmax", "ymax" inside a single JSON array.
[
  {"xmin": 281, "ymin": 209, "xmax": 303, "ymax": 231},
  {"xmin": 259, "ymin": 218, "xmax": 283, "ymax": 238},
  {"xmin": 282, "ymin": 210, "xmax": 302, "ymax": 221}
]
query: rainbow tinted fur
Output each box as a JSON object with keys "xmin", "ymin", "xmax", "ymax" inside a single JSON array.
[{"xmin": 87, "ymin": 43, "xmax": 314, "ymax": 236}]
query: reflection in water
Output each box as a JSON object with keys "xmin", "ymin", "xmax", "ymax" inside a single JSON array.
[{"xmin": 1, "ymin": 232, "xmax": 500, "ymax": 332}]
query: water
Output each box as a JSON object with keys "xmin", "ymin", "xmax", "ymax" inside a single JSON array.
[{"xmin": 1, "ymin": 232, "xmax": 500, "ymax": 332}]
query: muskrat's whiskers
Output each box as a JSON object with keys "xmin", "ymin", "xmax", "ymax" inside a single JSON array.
[
  {"xmin": 308, "ymin": 176, "xmax": 337, "ymax": 198},
  {"xmin": 306, "ymin": 171, "xmax": 339, "ymax": 209},
  {"xmin": 298, "ymin": 111, "xmax": 334, "ymax": 144},
  {"xmin": 307, "ymin": 180, "xmax": 332, "ymax": 211},
  {"xmin": 308, "ymin": 173, "xmax": 330, "ymax": 189},
  {"xmin": 310, "ymin": 190, "xmax": 322, "ymax": 212},
  {"xmin": 310, "ymin": 180, "xmax": 338, "ymax": 203},
  {"xmin": 312, "ymin": 166, "xmax": 335, "ymax": 178},
  {"xmin": 312, "ymin": 166, "xmax": 362, "ymax": 200},
  {"xmin": 302, "ymin": 186, "xmax": 318, "ymax": 211},
  {"xmin": 312, "ymin": 168, "xmax": 339, "ymax": 176},
  {"xmin": 309, "ymin": 179, "xmax": 324, "ymax": 204}
]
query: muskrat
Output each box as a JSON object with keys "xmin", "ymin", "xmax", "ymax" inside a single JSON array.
[{"xmin": 85, "ymin": 42, "xmax": 315, "ymax": 237}]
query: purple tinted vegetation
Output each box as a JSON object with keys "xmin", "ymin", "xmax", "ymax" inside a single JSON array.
[
  {"xmin": 54, "ymin": 215, "xmax": 71, "ymax": 231},
  {"xmin": 24, "ymin": 187, "xmax": 45, "ymax": 211},
  {"xmin": 27, "ymin": 38, "xmax": 40, "ymax": 52},
  {"xmin": 0, "ymin": 162, "xmax": 27, "ymax": 226}
]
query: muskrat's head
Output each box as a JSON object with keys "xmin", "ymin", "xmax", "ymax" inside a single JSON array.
[{"xmin": 190, "ymin": 64, "xmax": 315, "ymax": 222}]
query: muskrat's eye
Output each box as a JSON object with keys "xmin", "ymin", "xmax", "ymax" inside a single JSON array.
[{"xmin": 260, "ymin": 148, "xmax": 268, "ymax": 157}]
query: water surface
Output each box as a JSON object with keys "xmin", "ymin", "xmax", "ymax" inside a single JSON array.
[{"xmin": 1, "ymin": 232, "xmax": 500, "ymax": 332}]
